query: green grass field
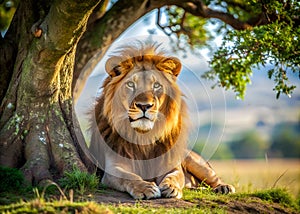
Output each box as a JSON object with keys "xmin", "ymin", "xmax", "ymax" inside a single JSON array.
[
  {"xmin": 0, "ymin": 159, "xmax": 299, "ymax": 213},
  {"xmin": 210, "ymin": 159, "xmax": 300, "ymax": 197}
]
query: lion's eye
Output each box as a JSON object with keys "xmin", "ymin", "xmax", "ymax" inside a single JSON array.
[
  {"xmin": 153, "ymin": 82, "xmax": 161, "ymax": 90},
  {"xmin": 126, "ymin": 81, "xmax": 135, "ymax": 89}
]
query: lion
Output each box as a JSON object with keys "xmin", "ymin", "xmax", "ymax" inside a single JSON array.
[{"xmin": 89, "ymin": 42, "xmax": 235, "ymax": 199}]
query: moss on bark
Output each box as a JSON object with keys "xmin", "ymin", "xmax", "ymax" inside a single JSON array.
[{"xmin": 0, "ymin": 0, "xmax": 99, "ymax": 185}]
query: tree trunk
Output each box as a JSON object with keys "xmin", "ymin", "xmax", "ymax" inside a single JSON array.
[
  {"xmin": 0, "ymin": 0, "xmax": 156, "ymax": 185},
  {"xmin": 0, "ymin": 0, "xmax": 99, "ymax": 185}
]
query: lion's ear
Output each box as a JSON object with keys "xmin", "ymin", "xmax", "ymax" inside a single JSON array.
[
  {"xmin": 156, "ymin": 57, "xmax": 182, "ymax": 77},
  {"xmin": 105, "ymin": 56, "xmax": 134, "ymax": 77},
  {"xmin": 105, "ymin": 56, "xmax": 122, "ymax": 77}
]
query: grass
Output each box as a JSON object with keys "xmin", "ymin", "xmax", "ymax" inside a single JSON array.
[
  {"xmin": 1, "ymin": 159, "xmax": 299, "ymax": 213},
  {"xmin": 0, "ymin": 166, "xmax": 25, "ymax": 192},
  {"xmin": 250, "ymin": 188, "xmax": 295, "ymax": 206},
  {"xmin": 1, "ymin": 188, "xmax": 298, "ymax": 214},
  {"xmin": 0, "ymin": 198, "xmax": 228, "ymax": 214},
  {"xmin": 183, "ymin": 188, "xmax": 300, "ymax": 213},
  {"xmin": 58, "ymin": 166, "xmax": 100, "ymax": 196},
  {"xmin": 0, "ymin": 199, "xmax": 111, "ymax": 214},
  {"xmin": 210, "ymin": 159, "xmax": 300, "ymax": 196}
]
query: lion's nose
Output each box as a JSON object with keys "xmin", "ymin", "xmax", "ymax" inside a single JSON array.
[{"xmin": 136, "ymin": 103, "xmax": 153, "ymax": 112}]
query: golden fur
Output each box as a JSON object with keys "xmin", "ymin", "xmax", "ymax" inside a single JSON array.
[{"xmin": 89, "ymin": 42, "xmax": 235, "ymax": 199}]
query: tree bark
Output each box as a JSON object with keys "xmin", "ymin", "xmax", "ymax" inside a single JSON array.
[{"xmin": 0, "ymin": 0, "xmax": 99, "ymax": 185}]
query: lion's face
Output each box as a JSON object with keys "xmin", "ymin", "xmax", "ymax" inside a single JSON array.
[
  {"xmin": 119, "ymin": 69, "xmax": 166, "ymax": 133},
  {"xmin": 102, "ymin": 48, "xmax": 183, "ymax": 140}
]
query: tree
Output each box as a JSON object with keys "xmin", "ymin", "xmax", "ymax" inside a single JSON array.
[
  {"xmin": 193, "ymin": 141, "xmax": 234, "ymax": 160},
  {"xmin": 269, "ymin": 122, "xmax": 300, "ymax": 158},
  {"xmin": 0, "ymin": 0, "xmax": 299, "ymax": 185},
  {"xmin": 229, "ymin": 131, "xmax": 269, "ymax": 159}
]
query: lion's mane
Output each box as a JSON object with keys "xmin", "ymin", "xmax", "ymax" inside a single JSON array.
[{"xmin": 90, "ymin": 42, "xmax": 188, "ymax": 166}]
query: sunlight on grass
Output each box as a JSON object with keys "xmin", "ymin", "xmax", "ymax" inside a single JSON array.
[
  {"xmin": 1, "ymin": 185, "xmax": 299, "ymax": 213},
  {"xmin": 182, "ymin": 187, "xmax": 299, "ymax": 213},
  {"xmin": 1, "ymin": 160, "xmax": 299, "ymax": 213},
  {"xmin": 210, "ymin": 159, "xmax": 300, "ymax": 196},
  {"xmin": 0, "ymin": 198, "xmax": 227, "ymax": 214},
  {"xmin": 0, "ymin": 199, "xmax": 111, "ymax": 214}
]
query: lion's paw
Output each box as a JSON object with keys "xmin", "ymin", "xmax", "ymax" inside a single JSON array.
[
  {"xmin": 129, "ymin": 181, "xmax": 161, "ymax": 200},
  {"xmin": 159, "ymin": 178, "xmax": 183, "ymax": 199},
  {"xmin": 213, "ymin": 183, "xmax": 235, "ymax": 194}
]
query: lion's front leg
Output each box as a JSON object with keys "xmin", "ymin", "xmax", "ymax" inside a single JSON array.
[
  {"xmin": 157, "ymin": 166, "xmax": 185, "ymax": 199},
  {"xmin": 102, "ymin": 171, "xmax": 161, "ymax": 200},
  {"xmin": 183, "ymin": 151, "xmax": 235, "ymax": 194}
]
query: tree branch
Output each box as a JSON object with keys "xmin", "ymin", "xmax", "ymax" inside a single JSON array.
[
  {"xmin": 87, "ymin": 0, "xmax": 110, "ymax": 26},
  {"xmin": 73, "ymin": 0, "xmax": 160, "ymax": 102},
  {"xmin": 223, "ymin": 0, "xmax": 254, "ymax": 13},
  {"xmin": 72, "ymin": 0, "xmax": 293, "ymax": 102},
  {"xmin": 72, "ymin": 0, "xmax": 255, "ymax": 101},
  {"xmin": 172, "ymin": 0, "xmax": 253, "ymax": 30},
  {"xmin": 156, "ymin": 8, "xmax": 172, "ymax": 36}
]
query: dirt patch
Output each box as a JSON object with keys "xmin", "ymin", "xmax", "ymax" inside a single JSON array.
[
  {"xmin": 210, "ymin": 199, "xmax": 292, "ymax": 214},
  {"xmin": 94, "ymin": 189, "xmax": 195, "ymax": 208},
  {"xmin": 93, "ymin": 189, "xmax": 297, "ymax": 213}
]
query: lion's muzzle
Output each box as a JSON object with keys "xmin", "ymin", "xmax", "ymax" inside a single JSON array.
[{"xmin": 128, "ymin": 92, "xmax": 158, "ymax": 133}]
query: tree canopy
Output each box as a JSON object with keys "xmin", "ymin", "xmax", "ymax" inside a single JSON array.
[{"xmin": 159, "ymin": 1, "xmax": 300, "ymax": 99}]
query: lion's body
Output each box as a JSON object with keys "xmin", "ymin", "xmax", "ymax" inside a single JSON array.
[{"xmin": 90, "ymin": 43, "xmax": 234, "ymax": 199}]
